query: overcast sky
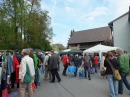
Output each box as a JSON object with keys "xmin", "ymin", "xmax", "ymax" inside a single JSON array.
[{"xmin": 41, "ymin": 0, "xmax": 130, "ymax": 47}]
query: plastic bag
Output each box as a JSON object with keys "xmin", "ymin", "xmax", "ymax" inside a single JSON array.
[
  {"xmin": 78, "ymin": 67, "xmax": 83, "ymax": 74},
  {"xmin": 68, "ymin": 66, "xmax": 76, "ymax": 73},
  {"xmin": 32, "ymin": 82, "xmax": 36, "ymax": 91},
  {"xmin": 2, "ymin": 89, "xmax": 8, "ymax": 97}
]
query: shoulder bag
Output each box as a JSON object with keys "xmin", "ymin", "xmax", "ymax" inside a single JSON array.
[
  {"xmin": 23, "ymin": 64, "xmax": 32, "ymax": 83},
  {"xmin": 107, "ymin": 59, "xmax": 122, "ymax": 80}
]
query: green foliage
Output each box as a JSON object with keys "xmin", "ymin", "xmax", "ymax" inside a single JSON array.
[
  {"xmin": 0, "ymin": 0, "xmax": 53, "ymax": 50},
  {"xmin": 70, "ymin": 29, "xmax": 75, "ymax": 37},
  {"xmin": 52, "ymin": 44, "xmax": 59, "ymax": 52},
  {"xmin": 54, "ymin": 44, "xmax": 66, "ymax": 51}
]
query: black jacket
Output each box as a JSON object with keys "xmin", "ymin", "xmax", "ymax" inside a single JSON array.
[
  {"xmin": 73, "ymin": 56, "xmax": 79, "ymax": 66},
  {"xmin": 104, "ymin": 58, "xmax": 118, "ymax": 75},
  {"xmin": 37, "ymin": 55, "xmax": 43, "ymax": 68},
  {"xmin": 15, "ymin": 53, "xmax": 22, "ymax": 64}
]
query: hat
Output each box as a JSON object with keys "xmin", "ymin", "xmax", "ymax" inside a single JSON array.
[
  {"xmin": 54, "ymin": 51, "xmax": 59, "ymax": 54},
  {"xmin": 15, "ymin": 49, "xmax": 19, "ymax": 53},
  {"xmin": 45, "ymin": 52, "xmax": 48, "ymax": 54}
]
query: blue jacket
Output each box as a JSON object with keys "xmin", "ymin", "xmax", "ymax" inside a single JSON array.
[{"xmin": 7, "ymin": 54, "xmax": 13, "ymax": 74}]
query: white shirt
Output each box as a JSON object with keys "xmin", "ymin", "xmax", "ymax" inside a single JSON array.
[{"xmin": 19, "ymin": 55, "xmax": 35, "ymax": 82}]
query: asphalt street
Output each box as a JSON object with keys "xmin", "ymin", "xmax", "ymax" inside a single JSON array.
[{"xmin": 13, "ymin": 63, "xmax": 130, "ymax": 97}]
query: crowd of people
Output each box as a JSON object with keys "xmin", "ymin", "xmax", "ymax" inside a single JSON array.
[
  {"xmin": 62, "ymin": 52, "xmax": 100, "ymax": 80},
  {"xmin": 61, "ymin": 49, "xmax": 130, "ymax": 97},
  {"xmin": 0, "ymin": 49, "xmax": 61, "ymax": 97},
  {"xmin": 0, "ymin": 48, "xmax": 130, "ymax": 97}
]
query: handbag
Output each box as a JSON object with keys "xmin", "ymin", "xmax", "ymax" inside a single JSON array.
[
  {"xmin": 23, "ymin": 64, "xmax": 32, "ymax": 83},
  {"xmin": 107, "ymin": 59, "xmax": 122, "ymax": 80},
  {"xmin": 100, "ymin": 69, "xmax": 106, "ymax": 76}
]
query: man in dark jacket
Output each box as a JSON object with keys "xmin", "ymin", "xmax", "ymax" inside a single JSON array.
[
  {"xmin": 49, "ymin": 50, "xmax": 61, "ymax": 83},
  {"xmin": 73, "ymin": 54, "xmax": 80, "ymax": 77}
]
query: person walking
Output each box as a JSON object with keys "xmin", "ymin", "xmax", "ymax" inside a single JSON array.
[
  {"xmin": 11, "ymin": 51, "xmax": 20, "ymax": 89},
  {"xmin": 28, "ymin": 48, "xmax": 39, "ymax": 88},
  {"xmin": 104, "ymin": 51, "xmax": 118, "ymax": 97},
  {"xmin": 44, "ymin": 52, "xmax": 52, "ymax": 80},
  {"xmin": 37, "ymin": 51, "xmax": 43, "ymax": 86},
  {"xmin": 49, "ymin": 50, "xmax": 61, "ymax": 83},
  {"xmin": 73, "ymin": 54, "xmax": 80, "ymax": 77},
  {"xmin": 100, "ymin": 53, "xmax": 106, "ymax": 78},
  {"xmin": 116, "ymin": 49, "xmax": 130, "ymax": 95},
  {"xmin": 93, "ymin": 53, "xmax": 99, "ymax": 73},
  {"xmin": 39, "ymin": 52, "xmax": 44, "ymax": 74},
  {"xmin": 82, "ymin": 53, "xmax": 92, "ymax": 80},
  {"xmin": 62, "ymin": 53, "xmax": 69, "ymax": 76},
  {"xmin": 19, "ymin": 49, "xmax": 35, "ymax": 97},
  {"xmin": 14, "ymin": 49, "xmax": 22, "ymax": 88}
]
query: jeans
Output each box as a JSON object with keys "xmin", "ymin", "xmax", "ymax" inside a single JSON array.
[
  {"xmin": 118, "ymin": 72, "xmax": 130, "ymax": 94},
  {"xmin": 94, "ymin": 64, "xmax": 98, "ymax": 73},
  {"xmin": 38, "ymin": 68, "xmax": 41, "ymax": 84},
  {"xmin": 84, "ymin": 66, "xmax": 91, "ymax": 78},
  {"xmin": 74, "ymin": 65, "xmax": 79, "ymax": 76},
  {"xmin": 34, "ymin": 68, "xmax": 39, "ymax": 87},
  {"xmin": 106, "ymin": 75, "xmax": 118, "ymax": 97},
  {"xmin": 62, "ymin": 65, "xmax": 68, "ymax": 75},
  {"xmin": 39, "ymin": 65, "xmax": 44, "ymax": 74},
  {"xmin": 90, "ymin": 64, "xmax": 95, "ymax": 73}
]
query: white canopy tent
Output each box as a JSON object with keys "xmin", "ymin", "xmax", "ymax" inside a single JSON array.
[
  {"xmin": 83, "ymin": 44, "xmax": 120, "ymax": 59},
  {"xmin": 61, "ymin": 49, "xmax": 71, "ymax": 52}
]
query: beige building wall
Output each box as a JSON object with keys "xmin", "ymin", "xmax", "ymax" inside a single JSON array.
[{"xmin": 68, "ymin": 44, "xmax": 80, "ymax": 50}]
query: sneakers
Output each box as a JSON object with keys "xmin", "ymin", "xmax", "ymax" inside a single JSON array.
[
  {"xmin": 38, "ymin": 83, "xmax": 41, "ymax": 86},
  {"xmin": 58, "ymin": 79, "xmax": 61, "ymax": 82},
  {"xmin": 25, "ymin": 92, "xmax": 28, "ymax": 95}
]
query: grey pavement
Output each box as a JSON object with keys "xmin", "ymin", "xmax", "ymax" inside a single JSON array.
[{"xmin": 13, "ymin": 63, "xmax": 130, "ymax": 97}]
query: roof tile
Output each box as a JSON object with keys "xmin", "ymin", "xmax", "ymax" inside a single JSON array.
[{"xmin": 68, "ymin": 26, "xmax": 111, "ymax": 44}]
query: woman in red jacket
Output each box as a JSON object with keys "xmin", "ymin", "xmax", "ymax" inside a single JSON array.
[{"xmin": 93, "ymin": 53, "xmax": 99, "ymax": 73}]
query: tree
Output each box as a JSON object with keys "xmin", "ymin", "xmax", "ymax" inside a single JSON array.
[
  {"xmin": 0, "ymin": 0, "xmax": 53, "ymax": 50},
  {"xmin": 102, "ymin": 39, "xmax": 114, "ymax": 46},
  {"xmin": 54, "ymin": 44, "xmax": 65, "ymax": 51},
  {"xmin": 52, "ymin": 44, "xmax": 59, "ymax": 52},
  {"xmin": 70, "ymin": 29, "xmax": 75, "ymax": 37}
]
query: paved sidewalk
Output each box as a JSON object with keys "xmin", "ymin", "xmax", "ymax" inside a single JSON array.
[{"xmin": 14, "ymin": 64, "xmax": 130, "ymax": 97}]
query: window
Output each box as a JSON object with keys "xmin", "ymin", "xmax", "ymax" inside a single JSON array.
[{"xmin": 70, "ymin": 44, "xmax": 77, "ymax": 47}]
